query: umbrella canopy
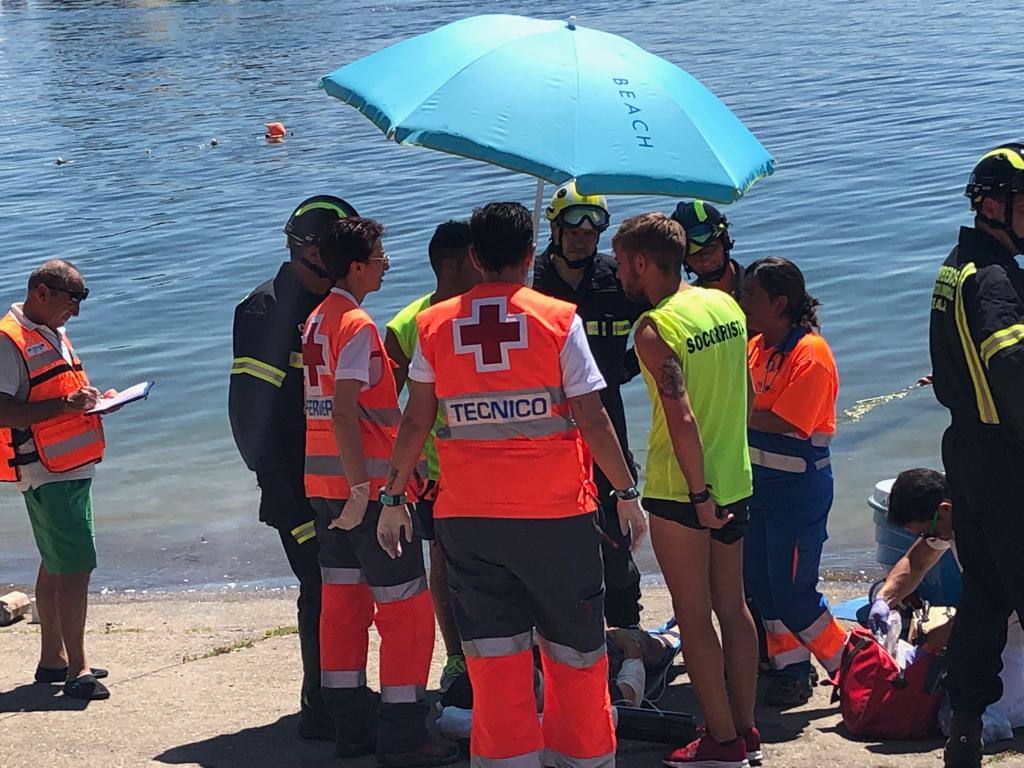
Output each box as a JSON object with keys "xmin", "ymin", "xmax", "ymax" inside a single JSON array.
[{"xmin": 321, "ymin": 14, "xmax": 774, "ymax": 203}]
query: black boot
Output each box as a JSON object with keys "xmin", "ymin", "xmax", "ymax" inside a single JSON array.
[
  {"xmin": 377, "ymin": 701, "xmax": 459, "ymax": 767},
  {"xmin": 944, "ymin": 712, "xmax": 982, "ymax": 768},
  {"xmin": 324, "ymin": 685, "xmax": 378, "ymax": 758}
]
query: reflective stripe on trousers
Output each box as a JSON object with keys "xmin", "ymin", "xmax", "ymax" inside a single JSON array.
[
  {"xmin": 543, "ymin": 751, "xmax": 615, "ymax": 768},
  {"xmin": 231, "ymin": 356, "xmax": 286, "ymax": 387},
  {"xmin": 381, "ymin": 684, "xmax": 426, "ymax": 704},
  {"xmin": 471, "ymin": 752, "xmax": 615, "ymax": 768},
  {"xmin": 797, "ymin": 610, "xmax": 847, "ymax": 674},
  {"xmin": 764, "ymin": 618, "xmax": 811, "ymax": 668},
  {"xmin": 471, "ymin": 751, "xmax": 544, "ymax": 768},
  {"xmin": 536, "ymin": 634, "xmax": 605, "ymax": 669},
  {"xmin": 291, "ymin": 520, "xmax": 316, "ymax": 544},
  {"xmin": 462, "ymin": 630, "xmax": 534, "ymax": 658},
  {"xmin": 322, "ymin": 668, "xmax": 367, "ymax": 688},
  {"xmin": 321, "ymin": 567, "xmax": 364, "ymax": 584},
  {"xmin": 782, "ymin": 431, "xmax": 833, "ymax": 447},
  {"xmin": 371, "ymin": 575, "xmax": 428, "ymax": 604},
  {"xmin": 749, "ymin": 447, "xmax": 830, "ymax": 473}
]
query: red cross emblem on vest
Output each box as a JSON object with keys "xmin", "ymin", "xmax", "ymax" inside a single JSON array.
[
  {"xmin": 302, "ymin": 313, "xmax": 331, "ymax": 394},
  {"xmin": 453, "ymin": 297, "xmax": 528, "ymax": 372}
]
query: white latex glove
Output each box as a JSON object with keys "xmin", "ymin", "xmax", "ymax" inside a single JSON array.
[{"xmin": 329, "ymin": 481, "xmax": 370, "ymax": 530}]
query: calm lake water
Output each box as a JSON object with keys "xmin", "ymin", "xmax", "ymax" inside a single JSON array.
[{"xmin": 1, "ymin": 0, "xmax": 1021, "ymax": 592}]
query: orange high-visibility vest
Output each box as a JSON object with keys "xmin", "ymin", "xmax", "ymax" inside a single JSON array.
[
  {"xmin": 416, "ymin": 283, "xmax": 596, "ymax": 520},
  {"xmin": 0, "ymin": 312, "xmax": 105, "ymax": 483},
  {"xmin": 303, "ymin": 289, "xmax": 401, "ymax": 500}
]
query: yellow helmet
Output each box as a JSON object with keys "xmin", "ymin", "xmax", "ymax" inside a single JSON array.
[{"xmin": 545, "ymin": 180, "xmax": 610, "ymax": 230}]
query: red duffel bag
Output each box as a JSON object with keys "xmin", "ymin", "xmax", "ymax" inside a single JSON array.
[{"xmin": 830, "ymin": 626, "xmax": 945, "ymax": 740}]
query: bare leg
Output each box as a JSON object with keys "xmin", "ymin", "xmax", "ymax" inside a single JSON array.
[
  {"xmin": 429, "ymin": 541, "xmax": 461, "ymax": 658},
  {"xmin": 55, "ymin": 570, "xmax": 92, "ymax": 679},
  {"xmin": 710, "ymin": 537, "xmax": 758, "ymax": 734},
  {"xmin": 651, "ymin": 516, "xmax": 737, "ymax": 743},
  {"xmin": 35, "ymin": 562, "xmax": 67, "ymax": 669}
]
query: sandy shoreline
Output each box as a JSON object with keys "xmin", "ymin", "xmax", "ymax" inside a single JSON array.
[{"xmin": 3, "ymin": 583, "xmax": 1021, "ymax": 767}]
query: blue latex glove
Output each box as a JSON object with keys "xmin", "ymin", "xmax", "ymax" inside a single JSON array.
[
  {"xmin": 869, "ymin": 597, "xmax": 890, "ymax": 635},
  {"xmin": 904, "ymin": 645, "xmax": 919, "ymax": 667}
]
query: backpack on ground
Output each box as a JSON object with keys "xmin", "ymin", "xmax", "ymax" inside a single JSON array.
[{"xmin": 831, "ymin": 626, "xmax": 945, "ymax": 740}]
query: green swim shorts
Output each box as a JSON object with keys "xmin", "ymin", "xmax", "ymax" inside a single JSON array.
[{"xmin": 23, "ymin": 479, "xmax": 96, "ymax": 575}]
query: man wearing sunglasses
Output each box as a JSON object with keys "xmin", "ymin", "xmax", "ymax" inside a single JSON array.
[
  {"xmin": 0, "ymin": 259, "xmax": 115, "ymax": 701},
  {"xmin": 671, "ymin": 201, "xmax": 744, "ymax": 300},
  {"xmin": 533, "ymin": 180, "xmax": 648, "ymax": 630},
  {"xmin": 229, "ymin": 194, "xmax": 358, "ymax": 741}
]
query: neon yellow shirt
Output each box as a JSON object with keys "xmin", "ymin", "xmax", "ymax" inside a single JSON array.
[
  {"xmin": 639, "ymin": 288, "xmax": 752, "ymax": 505},
  {"xmin": 386, "ymin": 294, "xmax": 441, "ymax": 481}
]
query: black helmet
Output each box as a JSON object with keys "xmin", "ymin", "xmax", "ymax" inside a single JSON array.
[
  {"xmin": 671, "ymin": 200, "xmax": 731, "ymax": 256},
  {"xmin": 966, "ymin": 144, "xmax": 1024, "ymax": 254},
  {"xmin": 966, "ymin": 144, "xmax": 1024, "ymax": 205},
  {"xmin": 284, "ymin": 195, "xmax": 359, "ymax": 247}
]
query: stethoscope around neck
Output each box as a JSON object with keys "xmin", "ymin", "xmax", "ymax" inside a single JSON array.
[{"xmin": 750, "ymin": 325, "xmax": 807, "ymax": 393}]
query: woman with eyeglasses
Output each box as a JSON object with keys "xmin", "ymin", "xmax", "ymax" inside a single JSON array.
[{"xmin": 739, "ymin": 257, "xmax": 847, "ymax": 707}]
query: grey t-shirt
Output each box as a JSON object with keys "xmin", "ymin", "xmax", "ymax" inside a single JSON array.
[{"xmin": 0, "ymin": 304, "xmax": 96, "ymax": 491}]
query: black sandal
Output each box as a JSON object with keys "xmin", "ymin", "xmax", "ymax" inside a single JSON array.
[
  {"xmin": 63, "ymin": 673, "xmax": 110, "ymax": 701},
  {"xmin": 35, "ymin": 665, "xmax": 108, "ymax": 684}
]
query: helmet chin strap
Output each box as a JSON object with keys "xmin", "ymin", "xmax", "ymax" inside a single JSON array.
[
  {"xmin": 978, "ymin": 193, "xmax": 1024, "ymax": 255},
  {"xmin": 552, "ymin": 227, "xmax": 597, "ymax": 269},
  {"xmin": 685, "ymin": 241, "xmax": 733, "ymax": 283},
  {"xmin": 695, "ymin": 260, "xmax": 730, "ymax": 283}
]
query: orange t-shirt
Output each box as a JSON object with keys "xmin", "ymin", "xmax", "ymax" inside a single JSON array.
[{"xmin": 747, "ymin": 330, "xmax": 838, "ymax": 439}]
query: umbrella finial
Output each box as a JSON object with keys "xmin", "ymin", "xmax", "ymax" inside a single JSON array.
[{"xmin": 566, "ymin": 15, "xmax": 577, "ymax": 30}]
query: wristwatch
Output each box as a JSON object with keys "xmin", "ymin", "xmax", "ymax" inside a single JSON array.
[
  {"xmin": 614, "ymin": 485, "xmax": 641, "ymax": 501},
  {"xmin": 378, "ymin": 489, "xmax": 407, "ymax": 507},
  {"xmin": 688, "ymin": 487, "xmax": 712, "ymax": 504}
]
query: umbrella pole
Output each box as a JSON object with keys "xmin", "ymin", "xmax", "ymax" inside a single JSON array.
[{"xmin": 531, "ymin": 178, "xmax": 545, "ymax": 246}]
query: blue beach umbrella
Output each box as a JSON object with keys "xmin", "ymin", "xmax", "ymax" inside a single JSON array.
[{"xmin": 321, "ymin": 13, "xmax": 775, "ymax": 230}]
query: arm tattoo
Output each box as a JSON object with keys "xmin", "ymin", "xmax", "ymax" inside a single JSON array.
[
  {"xmin": 657, "ymin": 355, "xmax": 685, "ymax": 400},
  {"xmin": 385, "ymin": 467, "xmax": 399, "ymax": 491}
]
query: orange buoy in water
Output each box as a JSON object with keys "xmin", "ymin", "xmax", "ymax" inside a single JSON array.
[{"xmin": 265, "ymin": 122, "xmax": 286, "ymax": 141}]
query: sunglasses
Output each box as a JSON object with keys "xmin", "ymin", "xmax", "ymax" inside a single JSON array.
[
  {"xmin": 45, "ymin": 284, "xmax": 89, "ymax": 303},
  {"xmin": 559, "ymin": 206, "xmax": 610, "ymax": 231}
]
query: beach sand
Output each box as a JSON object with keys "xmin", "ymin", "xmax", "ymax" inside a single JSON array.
[{"xmin": 1, "ymin": 584, "xmax": 1021, "ymax": 767}]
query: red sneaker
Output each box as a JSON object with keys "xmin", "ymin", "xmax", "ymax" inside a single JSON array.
[
  {"xmin": 664, "ymin": 733, "xmax": 749, "ymax": 768},
  {"xmin": 741, "ymin": 727, "xmax": 763, "ymax": 766}
]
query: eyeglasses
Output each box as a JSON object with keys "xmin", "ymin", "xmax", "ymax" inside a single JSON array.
[
  {"xmin": 559, "ymin": 206, "xmax": 610, "ymax": 231},
  {"xmin": 45, "ymin": 284, "xmax": 89, "ymax": 303},
  {"xmin": 918, "ymin": 509, "xmax": 940, "ymax": 540}
]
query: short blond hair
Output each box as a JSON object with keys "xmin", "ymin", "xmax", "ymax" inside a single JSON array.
[{"xmin": 611, "ymin": 213, "xmax": 687, "ymax": 274}]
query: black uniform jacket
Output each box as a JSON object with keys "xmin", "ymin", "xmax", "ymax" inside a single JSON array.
[
  {"xmin": 229, "ymin": 262, "xmax": 323, "ymax": 525},
  {"xmin": 930, "ymin": 226, "xmax": 1024, "ymax": 446},
  {"xmin": 533, "ymin": 246, "xmax": 648, "ymax": 450}
]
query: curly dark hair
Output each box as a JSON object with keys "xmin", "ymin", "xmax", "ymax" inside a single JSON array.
[
  {"xmin": 318, "ymin": 217, "xmax": 385, "ymax": 279},
  {"xmin": 745, "ymin": 257, "xmax": 821, "ymax": 331}
]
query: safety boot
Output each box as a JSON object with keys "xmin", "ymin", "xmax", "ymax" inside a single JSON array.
[
  {"xmin": 378, "ymin": 735, "xmax": 460, "ymax": 768},
  {"xmin": 763, "ymin": 674, "xmax": 812, "ymax": 707},
  {"xmin": 943, "ymin": 713, "xmax": 982, "ymax": 768}
]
